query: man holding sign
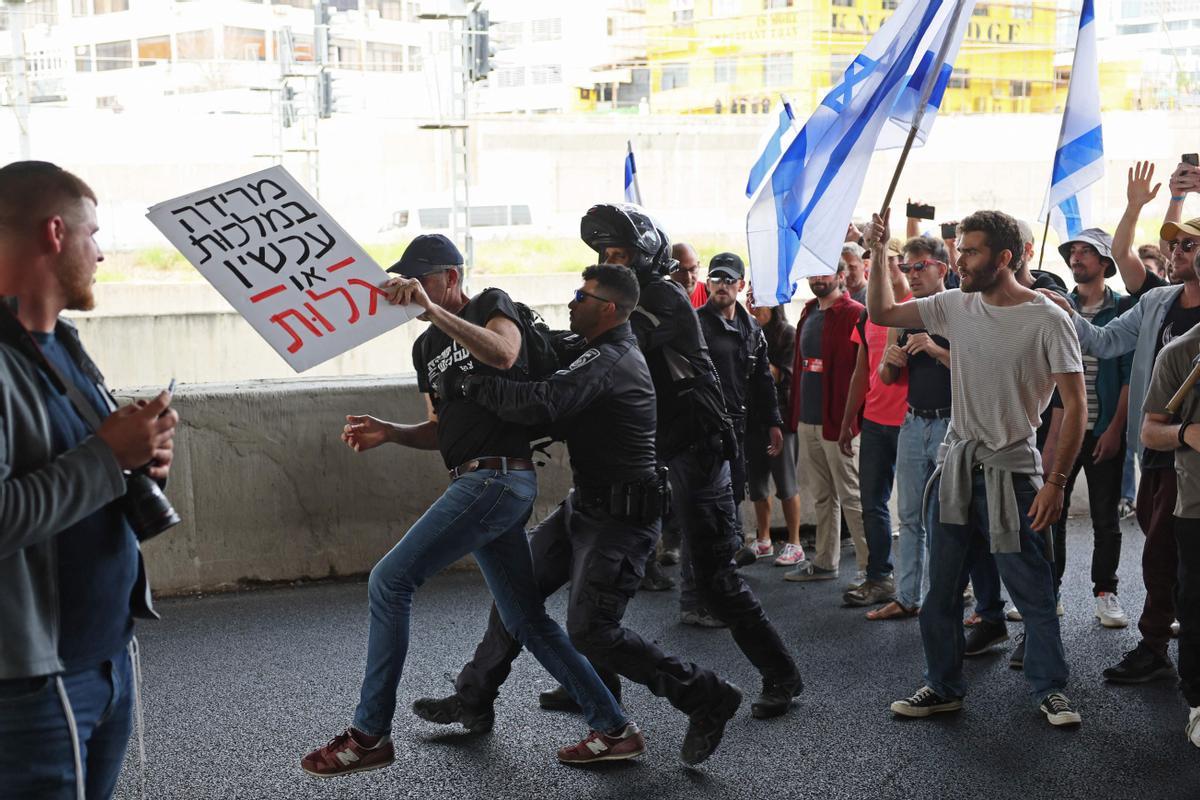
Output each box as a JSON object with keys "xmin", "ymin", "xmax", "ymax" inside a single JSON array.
[{"xmin": 301, "ymin": 236, "xmax": 643, "ymax": 776}]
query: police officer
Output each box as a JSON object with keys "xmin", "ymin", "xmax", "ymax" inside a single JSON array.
[
  {"xmin": 413, "ymin": 265, "xmax": 742, "ymax": 765},
  {"xmin": 579, "ymin": 203, "xmax": 804, "ymax": 720}
]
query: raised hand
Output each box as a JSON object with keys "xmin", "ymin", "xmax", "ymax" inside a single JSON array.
[
  {"xmin": 341, "ymin": 414, "xmax": 393, "ymax": 452},
  {"xmin": 863, "ymin": 209, "xmax": 891, "ymax": 250},
  {"xmin": 1126, "ymin": 161, "xmax": 1161, "ymax": 208}
]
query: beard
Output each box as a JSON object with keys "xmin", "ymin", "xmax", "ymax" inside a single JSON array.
[
  {"xmin": 809, "ymin": 282, "xmax": 835, "ymax": 298},
  {"xmin": 959, "ymin": 257, "xmax": 1002, "ymax": 294},
  {"xmin": 54, "ymin": 254, "xmax": 96, "ymax": 312}
]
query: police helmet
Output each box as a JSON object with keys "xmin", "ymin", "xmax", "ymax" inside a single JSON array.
[{"xmin": 580, "ymin": 203, "xmax": 674, "ymax": 276}]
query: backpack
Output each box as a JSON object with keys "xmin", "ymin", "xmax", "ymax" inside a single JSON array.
[{"xmin": 480, "ymin": 288, "xmax": 560, "ymax": 380}]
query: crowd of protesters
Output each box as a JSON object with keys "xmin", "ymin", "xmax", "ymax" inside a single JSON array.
[{"xmin": 4, "ymin": 156, "xmax": 1200, "ymax": 799}]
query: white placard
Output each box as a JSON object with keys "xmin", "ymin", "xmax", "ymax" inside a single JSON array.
[{"xmin": 147, "ymin": 166, "xmax": 418, "ymax": 372}]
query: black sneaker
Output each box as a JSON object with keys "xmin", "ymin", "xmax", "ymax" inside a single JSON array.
[
  {"xmin": 640, "ymin": 560, "xmax": 676, "ymax": 592},
  {"xmin": 733, "ymin": 545, "xmax": 758, "ymax": 568},
  {"xmin": 964, "ymin": 620, "xmax": 1008, "ymax": 656},
  {"xmin": 539, "ymin": 680, "xmax": 622, "ymax": 712},
  {"xmin": 1102, "ymin": 642, "xmax": 1177, "ymax": 684},
  {"xmin": 750, "ymin": 673, "xmax": 804, "ymax": 719},
  {"xmin": 680, "ymin": 681, "xmax": 743, "ymax": 765},
  {"xmin": 889, "ymin": 685, "xmax": 963, "ymax": 718},
  {"xmin": 1039, "ymin": 692, "xmax": 1082, "ymax": 726},
  {"xmin": 411, "ymin": 694, "xmax": 495, "ymax": 733},
  {"xmin": 1009, "ymin": 633, "xmax": 1025, "ymax": 670}
]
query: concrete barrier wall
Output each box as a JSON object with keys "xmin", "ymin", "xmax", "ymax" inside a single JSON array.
[{"xmin": 123, "ymin": 376, "xmax": 578, "ymax": 596}]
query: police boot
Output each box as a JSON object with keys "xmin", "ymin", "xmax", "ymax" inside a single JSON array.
[
  {"xmin": 538, "ymin": 673, "xmax": 622, "ymax": 713},
  {"xmin": 640, "ymin": 558, "xmax": 676, "ymax": 592}
]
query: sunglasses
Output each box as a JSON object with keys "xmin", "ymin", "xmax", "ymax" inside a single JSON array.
[
  {"xmin": 898, "ymin": 260, "xmax": 942, "ymax": 274},
  {"xmin": 1168, "ymin": 238, "xmax": 1200, "ymax": 254},
  {"xmin": 707, "ymin": 276, "xmax": 739, "ymax": 286},
  {"xmin": 573, "ymin": 288, "xmax": 615, "ymax": 306}
]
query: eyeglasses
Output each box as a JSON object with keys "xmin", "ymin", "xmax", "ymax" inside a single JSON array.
[
  {"xmin": 573, "ymin": 288, "xmax": 615, "ymax": 306},
  {"xmin": 707, "ymin": 276, "xmax": 739, "ymax": 286},
  {"xmin": 899, "ymin": 260, "xmax": 942, "ymax": 274},
  {"xmin": 1168, "ymin": 238, "xmax": 1200, "ymax": 254}
]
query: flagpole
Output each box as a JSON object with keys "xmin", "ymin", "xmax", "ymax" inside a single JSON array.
[
  {"xmin": 1036, "ymin": 213, "xmax": 1051, "ymax": 270},
  {"xmin": 879, "ymin": 0, "xmax": 967, "ymax": 216}
]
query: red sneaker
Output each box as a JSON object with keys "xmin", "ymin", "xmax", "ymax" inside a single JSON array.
[
  {"xmin": 557, "ymin": 724, "xmax": 646, "ymax": 765},
  {"xmin": 300, "ymin": 728, "xmax": 395, "ymax": 777}
]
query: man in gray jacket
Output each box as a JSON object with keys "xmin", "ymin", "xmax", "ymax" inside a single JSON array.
[{"xmin": 0, "ymin": 161, "xmax": 178, "ymax": 799}]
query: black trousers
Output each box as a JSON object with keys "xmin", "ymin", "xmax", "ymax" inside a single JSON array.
[
  {"xmin": 455, "ymin": 493, "xmax": 724, "ymax": 716},
  {"xmin": 668, "ymin": 446, "xmax": 797, "ymax": 682},
  {"xmin": 1176, "ymin": 516, "xmax": 1200, "ymax": 708},
  {"xmin": 1050, "ymin": 431, "xmax": 1125, "ymax": 595}
]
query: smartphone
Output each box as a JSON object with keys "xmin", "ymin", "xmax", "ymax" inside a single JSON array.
[
  {"xmin": 907, "ymin": 201, "xmax": 935, "ymax": 220},
  {"xmin": 165, "ymin": 377, "xmax": 176, "ymax": 396},
  {"xmin": 940, "ymin": 222, "xmax": 957, "ymax": 240},
  {"xmin": 1184, "ymin": 153, "xmax": 1199, "ymax": 167}
]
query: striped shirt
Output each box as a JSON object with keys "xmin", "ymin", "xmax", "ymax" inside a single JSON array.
[
  {"xmin": 916, "ymin": 290, "xmax": 1083, "ymax": 455},
  {"xmin": 1078, "ymin": 300, "xmax": 1106, "ymax": 430}
]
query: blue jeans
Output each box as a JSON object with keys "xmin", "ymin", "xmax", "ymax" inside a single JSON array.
[
  {"xmin": 0, "ymin": 646, "xmax": 134, "ymax": 800},
  {"xmin": 860, "ymin": 418, "xmax": 900, "ymax": 581},
  {"xmin": 1121, "ymin": 445, "xmax": 1136, "ymax": 501},
  {"xmin": 353, "ymin": 469, "xmax": 627, "ymax": 736},
  {"xmin": 920, "ymin": 473, "xmax": 1068, "ymax": 701},
  {"xmin": 894, "ymin": 414, "xmax": 947, "ymax": 608}
]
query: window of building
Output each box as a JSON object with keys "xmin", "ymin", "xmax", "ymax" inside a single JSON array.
[
  {"xmin": 1166, "ymin": 19, "xmax": 1187, "ymax": 30},
  {"xmin": 671, "ymin": 0, "xmax": 695, "ymax": 23},
  {"xmin": 94, "ymin": 0, "xmax": 129, "ymax": 13},
  {"xmin": 947, "ymin": 67, "xmax": 970, "ymax": 89},
  {"xmin": 365, "ymin": 0, "xmax": 405, "ymax": 20},
  {"xmin": 289, "ymin": 33, "xmax": 314, "ymax": 62},
  {"xmin": 765, "ymin": 52, "xmax": 792, "ymax": 86},
  {"xmin": 713, "ymin": 0, "xmax": 740, "ymax": 15},
  {"xmin": 74, "ymin": 44, "xmax": 93, "ymax": 72},
  {"xmin": 530, "ymin": 64, "xmax": 561, "ymax": 85},
  {"xmin": 830, "ymin": 0, "xmax": 854, "ymax": 7},
  {"xmin": 224, "ymin": 27, "xmax": 266, "ymax": 61},
  {"xmin": 1011, "ymin": 2, "xmax": 1033, "ymax": 19},
  {"xmin": 881, "ymin": 0, "xmax": 899, "ymax": 8},
  {"xmin": 714, "ymin": 57, "xmax": 737, "ymax": 83},
  {"xmin": 1116, "ymin": 22, "xmax": 1155, "ymax": 34},
  {"xmin": 531, "ymin": 18, "xmax": 562, "ymax": 42},
  {"xmin": 407, "ymin": 45, "xmax": 422, "ymax": 71},
  {"xmin": 1120, "ymin": 0, "xmax": 1142, "ymax": 15},
  {"xmin": 973, "ymin": 4, "xmax": 988, "ymax": 15},
  {"xmin": 137, "ymin": 36, "xmax": 171, "ymax": 67},
  {"xmin": 365, "ymin": 42, "xmax": 404, "ymax": 71},
  {"xmin": 1010, "ymin": 79, "xmax": 1031, "ymax": 97},
  {"xmin": 176, "ymin": 30, "xmax": 214, "ymax": 61},
  {"xmin": 496, "ymin": 66, "xmax": 525, "ymax": 88},
  {"xmin": 330, "ymin": 38, "xmax": 358, "ymax": 68},
  {"xmin": 661, "ymin": 62, "xmax": 689, "ymax": 90},
  {"xmin": 764, "ymin": 0, "xmax": 793, "ymax": 8},
  {"xmin": 95, "ymin": 40, "xmax": 132, "ymax": 71},
  {"xmin": 72, "ymin": 0, "xmax": 90, "ymax": 16}
]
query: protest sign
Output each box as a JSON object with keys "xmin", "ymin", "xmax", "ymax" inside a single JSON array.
[{"xmin": 147, "ymin": 166, "xmax": 418, "ymax": 372}]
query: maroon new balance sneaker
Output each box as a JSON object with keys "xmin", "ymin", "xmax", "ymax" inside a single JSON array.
[
  {"xmin": 300, "ymin": 728, "xmax": 395, "ymax": 777},
  {"xmin": 556, "ymin": 723, "xmax": 646, "ymax": 765}
]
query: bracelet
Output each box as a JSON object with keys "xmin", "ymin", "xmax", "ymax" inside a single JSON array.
[
  {"xmin": 1048, "ymin": 471, "xmax": 1068, "ymax": 484},
  {"xmin": 1171, "ymin": 195, "xmax": 1187, "ymax": 202},
  {"xmin": 1047, "ymin": 479, "xmax": 1067, "ymax": 490},
  {"xmin": 1181, "ymin": 422, "xmax": 1194, "ymax": 450}
]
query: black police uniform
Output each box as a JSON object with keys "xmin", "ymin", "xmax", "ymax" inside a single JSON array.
[
  {"xmin": 632, "ymin": 275, "xmax": 799, "ymax": 686},
  {"xmin": 697, "ymin": 299, "xmax": 784, "ymax": 503},
  {"xmin": 452, "ymin": 321, "xmax": 726, "ymax": 715}
]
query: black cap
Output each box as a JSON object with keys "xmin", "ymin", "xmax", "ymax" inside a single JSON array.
[
  {"xmin": 386, "ymin": 234, "xmax": 464, "ymax": 277},
  {"xmin": 708, "ymin": 252, "xmax": 744, "ymax": 280}
]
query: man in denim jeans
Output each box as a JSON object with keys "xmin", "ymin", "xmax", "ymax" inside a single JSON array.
[
  {"xmin": 868, "ymin": 209, "xmax": 1088, "ymax": 728},
  {"xmin": 301, "ymin": 236, "xmax": 640, "ymax": 776},
  {"xmin": 865, "ymin": 235, "xmax": 952, "ymax": 621}
]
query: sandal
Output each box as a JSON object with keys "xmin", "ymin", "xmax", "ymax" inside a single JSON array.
[{"xmin": 866, "ymin": 601, "xmax": 919, "ymax": 621}]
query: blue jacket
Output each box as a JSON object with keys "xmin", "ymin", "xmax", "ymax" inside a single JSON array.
[
  {"xmin": 1069, "ymin": 286, "xmax": 1133, "ymax": 437},
  {"xmin": 1072, "ymin": 284, "xmax": 1185, "ymax": 464}
]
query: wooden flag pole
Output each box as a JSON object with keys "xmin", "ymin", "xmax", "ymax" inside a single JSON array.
[
  {"xmin": 879, "ymin": 0, "xmax": 968, "ymax": 216},
  {"xmin": 1035, "ymin": 213, "xmax": 1052, "ymax": 270}
]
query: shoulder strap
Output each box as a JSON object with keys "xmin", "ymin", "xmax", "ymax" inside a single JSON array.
[{"xmin": 0, "ymin": 300, "xmax": 106, "ymax": 431}]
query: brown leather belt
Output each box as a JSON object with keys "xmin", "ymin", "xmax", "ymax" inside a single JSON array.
[{"xmin": 448, "ymin": 457, "xmax": 535, "ymax": 481}]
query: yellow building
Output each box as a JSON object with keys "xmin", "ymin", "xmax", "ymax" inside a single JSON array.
[{"xmin": 644, "ymin": 0, "xmax": 1067, "ymax": 116}]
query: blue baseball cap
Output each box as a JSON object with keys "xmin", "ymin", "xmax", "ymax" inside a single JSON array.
[{"xmin": 387, "ymin": 234, "xmax": 464, "ymax": 277}]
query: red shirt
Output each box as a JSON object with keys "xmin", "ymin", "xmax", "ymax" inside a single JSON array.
[
  {"xmin": 689, "ymin": 282, "xmax": 708, "ymax": 308},
  {"xmin": 850, "ymin": 298, "xmax": 911, "ymax": 427}
]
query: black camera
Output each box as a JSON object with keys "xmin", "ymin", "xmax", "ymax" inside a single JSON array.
[{"xmin": 122, "ymin": 470, "xmax": 182, "ymax": 542}]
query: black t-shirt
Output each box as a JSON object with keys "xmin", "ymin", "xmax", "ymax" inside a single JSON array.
[
  {"xmin": 899, "ymin": 328, "xmax": 951, "ymax": 412},
  {"xmin": 798, "ymin": 307, "xmax": 825, "ymax": 425},
  {"xmin": 413, "ymin": 289, "xmax": 532, "ymax": 469},
  {"xmin": 1142, "ymin": 295, "xmax": 1200, "ymax": 470}
]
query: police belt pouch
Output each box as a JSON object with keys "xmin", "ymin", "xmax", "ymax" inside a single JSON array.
[{"xmin": 576, "ymin": 467, "xmax": 671, "ymax": 523}]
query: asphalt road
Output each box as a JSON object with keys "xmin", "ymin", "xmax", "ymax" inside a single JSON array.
[{"xmin": 114, "ymin": 517, "xmax": 1198, "ymax": 800}]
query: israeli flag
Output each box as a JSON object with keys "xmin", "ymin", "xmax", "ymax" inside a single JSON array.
[
  {"xmin": 745, "ymin": 96, "xmax": 798, "ymax": 199},
  {"xmin": 623, "ymin": 140, "xmax": 642, "ymax": 205},
  {"xmin": 747, "ymin": 0, "xmax": 973, "ymax": 305},
  {"xmin": 1041, "ymin": 0, "xmax": 1102, "ymax": 243}
]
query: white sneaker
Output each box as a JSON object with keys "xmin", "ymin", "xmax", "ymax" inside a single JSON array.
[
  {"xmin": 1095, "ymin": 592, "xmax": 1129, "ymax": 628},
  {"xmin": 1006, "ymin": 607, "xmax": 1023, "ymax": 622},
  {"xmin": 1039, "ymin": 692, "xmax": 1082, "ymax": 727},
  {"xmin": 1188, "ymin": 707, "xmax": 1200, "ymax": 748},
  {"xmin": 774, "ymin": 542, "xmax": 806, "ymax": 566}
]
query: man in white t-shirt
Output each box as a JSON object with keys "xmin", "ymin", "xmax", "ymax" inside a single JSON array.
[{"xmin": 865, "ymin": 208, "xmax": 1088, "ymax": 727}]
